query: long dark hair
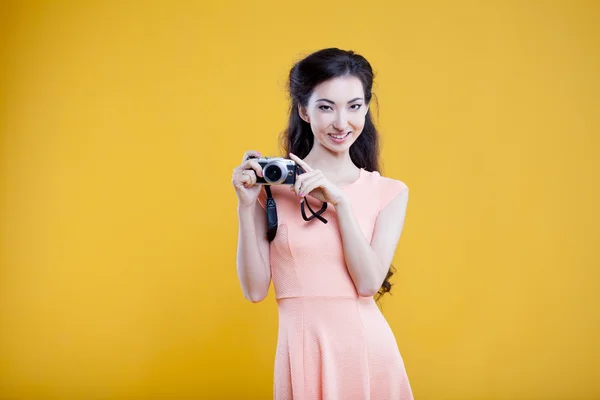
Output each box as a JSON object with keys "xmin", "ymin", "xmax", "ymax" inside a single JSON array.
[{"xmin": 279, "ymin": 48, "xmax": 395, "ymax": 301}]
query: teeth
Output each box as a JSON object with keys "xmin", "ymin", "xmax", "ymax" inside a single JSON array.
[{"xmin": 331, "ymin": 133, "xmax": 349, "ymax": 139}]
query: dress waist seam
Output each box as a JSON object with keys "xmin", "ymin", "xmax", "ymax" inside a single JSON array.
[{"xmin": 276, "ymin": 295, "xmax": 371, "ymax": 300}]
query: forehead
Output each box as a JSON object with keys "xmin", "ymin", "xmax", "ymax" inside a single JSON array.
[{"xmin": 309, "ymin": 75, "xmax": 364, "ymax": 103}]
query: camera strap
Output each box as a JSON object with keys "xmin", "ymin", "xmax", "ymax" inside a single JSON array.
[
  {"xmin": 264, "ymin": 185, "xmax": 328, "ymax": 242},
  {"xmin": 295, "ymin": 165, "xmax": 328, "ymax": 224},
  {"xmin": 264, "ymin": 185, "xmax": 278, "ymax": 242},
  {"xmin": 301, "ymin": 198, "xmax": 328, "ymax": 224}
]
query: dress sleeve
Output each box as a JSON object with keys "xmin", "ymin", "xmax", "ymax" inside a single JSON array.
[{"xmin": 379, "ymin": 179, "xmax": 409, "ymax": 212}]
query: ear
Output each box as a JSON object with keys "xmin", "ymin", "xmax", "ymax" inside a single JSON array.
[{"xmin": 298, "ymin": 104, "xmax": 310, "ymax": 123}]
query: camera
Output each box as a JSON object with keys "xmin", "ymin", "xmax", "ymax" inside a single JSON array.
[{"xmin": 251, "ymin": 156, "xmax": 301, "ymax": 185}]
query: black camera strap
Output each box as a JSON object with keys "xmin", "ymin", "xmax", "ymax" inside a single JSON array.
[
  {"xmin": 264, "ymin": 185, "xmax": 328, "ymax": 242},
  {"xmin": 301, "ymin": 198, "xmax": 328, "ymax": 224},
  {"xmin": 264, "ymin": 185, "xmax": 278, "ymax": 242}
]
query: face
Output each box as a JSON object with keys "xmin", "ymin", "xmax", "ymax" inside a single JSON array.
[{"xmin": 299, "ymin": 75, "xmax": 369, "ymax": 153}]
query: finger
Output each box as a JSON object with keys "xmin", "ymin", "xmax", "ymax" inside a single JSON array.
[
  {"xmin": 240, "ymin": 172, "xmax": 255, "ymax": 188},
  {"xmin": 233, "ymin": 171, "xmax": 251, "ymax": 188},
  {"xmin": 232, "ymin": 175, "xmax": 245, "ymax": 188},
  {"xmin": 244, "ymin": 170, "xmax": 257, "ymax": 186},
  {"xmin": 298, "ymin": 174, "xmax": 323, "ymax": 197},
  {"xmin": 300, "ymin": 182, "xmax": 320, "ymax": 198},
  {"xmin": 289, "ymin": 153, "xmax": 313, "ymax": 173},
  {"xmin": 299, "ymin": 173, "xmax": 323, "ymax": 197},
  {"xmin": 242, "ymin": 150, "xmax": 262, "ymax": 163},
  {"xmin": 240, "ymin": 174, "xmax": 251, "ymax": 187},
  {"xmin": 240, "ymin": 159, "xmax": 263, "ymax": 177},
  {"xmin": 293, "ymin": 170, "xmax": 320, "ymax": 194},
  {"xmin": 289, "ymin": 153, "xmax": 311, "ymax": 172}
]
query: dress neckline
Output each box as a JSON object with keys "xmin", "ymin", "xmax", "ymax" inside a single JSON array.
[{"xmin": 339, "ymin": 168, "xmax": 365, "ymax": 189}]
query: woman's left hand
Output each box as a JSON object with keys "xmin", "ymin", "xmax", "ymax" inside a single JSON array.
[{"xmin": 288, "ymin": 153, "xmax": 347, "ymax": 206}]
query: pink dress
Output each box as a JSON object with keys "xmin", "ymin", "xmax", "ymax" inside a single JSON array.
[{"xmin": 258, "ymin": 168, "xmax": 414, "ymax": 400}]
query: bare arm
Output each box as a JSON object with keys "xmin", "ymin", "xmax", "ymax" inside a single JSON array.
[
  {"xmin": 236, "ymin": 202, "xmax": 271, "ymax": 302},
  {"xmin": 232, "ymin": 150, "xmax": 271, "ymax": 303},
  {"xmin": 335, "ymin": 188, "xmax": 409, "ymax": 297},
  {"xmin": 286, "ymin": 153, "xmax": 409, "ymax": 298}
]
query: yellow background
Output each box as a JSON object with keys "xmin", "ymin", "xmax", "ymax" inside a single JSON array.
[{"xmin": 1, "ymin": 1, "xmax": 599, "ymax": 399}]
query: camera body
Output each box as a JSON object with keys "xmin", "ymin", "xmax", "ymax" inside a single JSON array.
[{"xmin": 252, "ymin": 156, "xmax": 300, "ymax": 185}]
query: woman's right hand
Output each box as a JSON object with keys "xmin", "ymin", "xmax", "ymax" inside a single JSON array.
[{"xmin": 232, "ymin": 150, "xmax": 264, "ymax": 208}]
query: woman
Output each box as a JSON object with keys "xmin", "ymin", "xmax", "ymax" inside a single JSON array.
[{"xmin": 232, "ymin": 48, "xmax": 414, "ymax": 400}]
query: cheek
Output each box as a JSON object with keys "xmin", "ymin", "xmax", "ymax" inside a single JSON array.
[
  {"xmin": 311, "ymin": 114, "xmax": 333, "ymax": 133},
  {"xmin": 349, "ymin": 114, "xmax": 366, "ymax": 131}
]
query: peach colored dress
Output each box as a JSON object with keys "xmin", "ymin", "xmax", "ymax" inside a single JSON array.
[{"xmin": 258, "ymin": 168, "xmax": 414, "ymax": 400}]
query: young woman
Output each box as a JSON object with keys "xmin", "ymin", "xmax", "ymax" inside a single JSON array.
[{"xmin": 232, "ymin": 48, "xmax": 414, "ymax": 400}]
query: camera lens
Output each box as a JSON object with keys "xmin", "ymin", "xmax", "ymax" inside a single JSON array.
[{"xmin": 265, "ymin": 165, "xmax": 282, "ymax": 182}]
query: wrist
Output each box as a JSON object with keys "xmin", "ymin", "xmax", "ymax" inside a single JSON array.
[
  {"xmin": 237, "ymin": 202, "xmax": 256, "ymax": 214},
  {"xmin": 333, "ymin": 194, "xmax": 351, "ymax": 209}
]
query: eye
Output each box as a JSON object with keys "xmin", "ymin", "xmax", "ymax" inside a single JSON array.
[
  {"xmin": 350, "ymin": 104, "xmax": 362, "ymax": 110},
  {"xmin": 318, "ymin": 105, "xmax": 332, "ymax": 111}
]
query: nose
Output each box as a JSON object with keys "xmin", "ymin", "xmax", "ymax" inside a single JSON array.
[{"xmin": 332, "ymin": 111, "xmax": 348, "ymax": 131}]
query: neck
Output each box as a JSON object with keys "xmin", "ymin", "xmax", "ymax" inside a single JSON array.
[{"xmin": 302, "ymin": 141, "xmax": 358, "ymax": 179}]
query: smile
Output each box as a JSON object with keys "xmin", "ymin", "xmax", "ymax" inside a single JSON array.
[{"xmin": 328, "ymin": 132, "xmax": 351, "ymax": 142}]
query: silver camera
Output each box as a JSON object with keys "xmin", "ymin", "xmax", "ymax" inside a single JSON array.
[{"xmin": 252, "ymin": 157, "xmax": 300, "ymax": 185}]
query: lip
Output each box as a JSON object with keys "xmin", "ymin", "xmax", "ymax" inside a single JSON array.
[{"xmin": 328, "ymin": 131, "xmax": 351, "ymax": 143}]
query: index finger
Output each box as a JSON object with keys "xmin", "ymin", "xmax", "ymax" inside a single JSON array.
[
  {"xmin": 289, "ymin": 153, "xmax": 312, "ymax": 172},
  {"xmin": 242, "ymin": 159, "xmax": 263, "ymax": 177},
  {"xmin": 242, "ymin": 150, "xmax": 262, "ymax": 163}
]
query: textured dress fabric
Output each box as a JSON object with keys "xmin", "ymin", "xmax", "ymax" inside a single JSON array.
[{"xmin": 257, "ymin": 168, "xmax": 414, "ymax": 400}]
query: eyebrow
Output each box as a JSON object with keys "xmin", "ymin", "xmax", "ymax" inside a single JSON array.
[{"xmin": 315, "ymin": 97, "xmax": 363, "ymax": 104}]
